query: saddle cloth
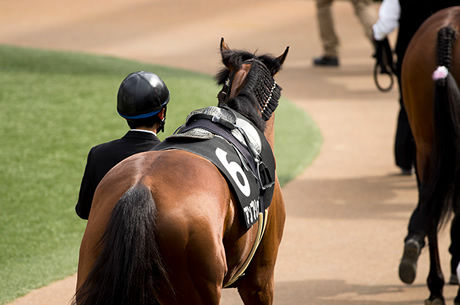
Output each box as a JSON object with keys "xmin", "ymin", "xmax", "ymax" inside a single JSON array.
[{"xmin": 153, "ymin": 106, "xmax": 275, "ymax": 229}]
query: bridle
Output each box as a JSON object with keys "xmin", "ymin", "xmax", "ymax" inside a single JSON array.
[{"xmin": 217, "ymin": 77, "xmax": 232, "ymax": 104}]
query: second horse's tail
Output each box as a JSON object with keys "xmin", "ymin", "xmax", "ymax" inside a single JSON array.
[
  {"xmin": 74, "ymin": 183, "xmax": 174, "ymax": 305},
  {"xmin": 423, "ymin": 26, "xmax": 460, "ymax": 231}
]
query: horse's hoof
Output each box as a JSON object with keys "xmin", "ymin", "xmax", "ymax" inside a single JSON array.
[
  {"xmin": 424, "ymin": 297, "xmax": 445, "ymax": 305},
  {"xmin": 398, "ymin": 239, "xmax": 421, "ymax": 284}
]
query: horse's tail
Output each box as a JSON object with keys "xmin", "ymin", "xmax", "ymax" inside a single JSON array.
[
  {"xmin": 73, "ymin": 183, "xmax": 174, "ymax": 305},
  {"xmin": 423, "ymin": 25, "xmax": 460, "ymax": 231}
]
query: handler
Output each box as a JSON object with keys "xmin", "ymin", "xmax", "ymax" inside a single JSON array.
[{"xmin": 75, "ymin": 71, "xmax": 170, "ymax": 220}]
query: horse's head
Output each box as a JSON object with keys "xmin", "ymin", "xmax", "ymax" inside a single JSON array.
[{"xmin": 215, "ymin": 38, "xmax": 289, "ymax": 132}]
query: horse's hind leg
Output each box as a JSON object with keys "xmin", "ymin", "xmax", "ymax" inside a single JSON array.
[
  {"xmin": 426, "ymin": 230, "xmax": 446, "ymax": 305},
  {"xmin": 157, "ymin": 214, "xmax": 227, "ymax": 305}
]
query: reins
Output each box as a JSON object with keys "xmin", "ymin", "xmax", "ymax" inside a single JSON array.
[
  {"xmin": 374, "ymin": 63, "xmax": 395, "ymax": 92},
  {"xmin": 373, "ymin": 37, "xmax": 396, "ymax": 92}
]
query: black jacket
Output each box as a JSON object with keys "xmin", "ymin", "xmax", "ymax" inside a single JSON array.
[{"xmin": 75, "ymin": 130, "xmax": 160, "ymax": 219}]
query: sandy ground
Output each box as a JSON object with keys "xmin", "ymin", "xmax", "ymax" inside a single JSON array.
[{"xmin": 1, "ymin": 0, "xmax": 458, "ymax": 304}]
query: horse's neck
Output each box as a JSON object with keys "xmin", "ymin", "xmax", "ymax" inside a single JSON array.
[{"xmin": 264, "ymin": 115, "xmax": 275, "ymax": 150}]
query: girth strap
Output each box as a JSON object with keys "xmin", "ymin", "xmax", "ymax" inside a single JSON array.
[{"xmin": 223, "ymin": 209, "xmax": 269, "ymax": 288}]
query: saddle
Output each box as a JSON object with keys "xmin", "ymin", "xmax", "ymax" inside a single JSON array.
[{"xmin": 153, "ymin": 106, "xmax": 276, "ymax": 229}]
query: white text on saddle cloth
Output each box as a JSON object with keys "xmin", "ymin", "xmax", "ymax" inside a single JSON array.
[{"xmin": 243, "ymin": 199, "xmax": 260, "ymax": 224}]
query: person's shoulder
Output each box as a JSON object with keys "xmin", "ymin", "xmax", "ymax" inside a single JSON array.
[
  {"xmin": 88, "ymin": 132, "xmax": 160, "ymax": 160},
  {"xmin": 90, "ymin": 137, "xmax": 125, "ymax": 155}
]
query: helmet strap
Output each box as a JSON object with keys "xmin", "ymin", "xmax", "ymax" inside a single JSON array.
[{"xmin": 158, "ymin": 107, "xmax": 167, "ymax": 133}]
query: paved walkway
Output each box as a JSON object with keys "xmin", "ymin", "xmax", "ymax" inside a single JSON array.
[{"xmin": 1, "ymin": 0, "xmax": 457, "ymax": 304}]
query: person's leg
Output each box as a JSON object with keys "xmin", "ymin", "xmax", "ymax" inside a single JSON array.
[
  {"xmin": 350, "ymin": 0, "xmax": 377, "ymax": 42},
  {"xmin": 313, "ymin": 0, "xmax": 340, "ymax": 66}
]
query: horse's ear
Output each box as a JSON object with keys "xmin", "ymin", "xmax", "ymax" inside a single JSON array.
[
  {"xmin": 220, "ymin": 38, "xmax": 232, "ymax": 67},
  {"xmin": 220, "ymin": 37, "xmax": 230, "ymax": 53},
  {"xmin": 276, "ymin": 46, "xmax": 289, "ymax": 67},
  {"xmin": 264, "ymin": 46, "xmax": 289, "ymax": 76}
]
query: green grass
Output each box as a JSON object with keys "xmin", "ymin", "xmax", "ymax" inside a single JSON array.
[
  {"xmin": 0, "ymin": 45, "xmax": 321, "ymax": 304},
  {"xmin": 275, "ymin": 101, "xmax": 322, "ymax": 184}
]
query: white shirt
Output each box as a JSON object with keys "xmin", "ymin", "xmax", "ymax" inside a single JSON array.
[
  {"xmin": 130, "ymin": 129, "xmax": 157, "ymax": 136},
  {"xmin": 372, "ymin": 0, "xmax": 401, "ymax": 41}
]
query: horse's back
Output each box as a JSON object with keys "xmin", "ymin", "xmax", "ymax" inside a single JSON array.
[
  {"xmin": 89, "ymin": 149, "xmax": 230, "ymax": 219},
  {"xmin": 83, "ymin": 148, "xmax": 234, "ymax": 245}
]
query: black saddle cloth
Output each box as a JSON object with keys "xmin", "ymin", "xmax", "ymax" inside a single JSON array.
[{"xmin": 153, "ymin": 107, "xmax": 275, "ymax": 229}]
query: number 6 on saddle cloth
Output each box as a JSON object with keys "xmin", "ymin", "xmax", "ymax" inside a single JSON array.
[{"xmin": 154, "ymin": 105, "xmax": 276, "ymax": 229}]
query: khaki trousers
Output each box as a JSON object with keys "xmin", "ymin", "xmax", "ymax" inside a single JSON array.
[{"xmin": 316, "ymin": 0, "xmax": 377, "ymax": 57}]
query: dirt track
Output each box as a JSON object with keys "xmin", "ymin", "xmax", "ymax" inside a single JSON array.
[{"xmin": 2, "ymin": 0, "xmax": 458, "ymax": 304}]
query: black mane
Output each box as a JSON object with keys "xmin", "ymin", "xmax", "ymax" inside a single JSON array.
[{"xmin": 227, "ymin": 90, "xmax": 265, "ymax": 131}]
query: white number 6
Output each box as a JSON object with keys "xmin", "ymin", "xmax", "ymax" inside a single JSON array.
[{"xmin": 215, "ymin": 147, "xmax": 251, "ymax": 197}]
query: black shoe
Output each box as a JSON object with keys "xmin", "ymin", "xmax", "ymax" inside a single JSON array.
[
  {"xmin": 449, "ymin": 273, "xmax": 459, "ymax": 285},
  {"xmin": 400, "ymin": 167, "xmax": 413, "ymax": 176},
  {"xmin": 313, "ymin": 55, "xmax": 339, "ymax": 67},
  {"xmin": 399, "ymin": 239, "xmax": 421, "ymax": 284}
]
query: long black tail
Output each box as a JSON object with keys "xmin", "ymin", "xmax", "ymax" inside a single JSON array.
[
  {"xmin": 422, "ymin": 26, "xmax": 460, "ymax": 231},
  {"xmin": 73, "ymin": 183, "xmax": 173, "ymax": 305}
]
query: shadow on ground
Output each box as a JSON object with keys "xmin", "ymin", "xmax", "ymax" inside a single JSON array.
[
  {"xmin": 285, "ymin": 174, "xmax": 416, "ymax": 220},
  {"xmin": 275, "ymin": 279, "xmax": 431, "ymax": 305}
]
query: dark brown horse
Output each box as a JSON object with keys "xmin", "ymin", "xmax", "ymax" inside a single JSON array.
[
  {"xmin": 73, "ymin": 39, "xmax": 289, "ymax": 305},
  {"xmin": 402, "ymin": 6, "xmax": 460, "ymax": 305}
]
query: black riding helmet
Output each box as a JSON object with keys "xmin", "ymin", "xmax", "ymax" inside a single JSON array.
[{"xmin": 117, "ymin": 71, "xmax": 170, "ymax": 120}]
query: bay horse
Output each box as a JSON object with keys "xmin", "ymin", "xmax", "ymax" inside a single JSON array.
[
  {"xmin": 402, "ymin": 6, "xmax": 460, "ymax": 305},
  {"xmin": 73, "ymin": 39, "xmax": 289, "ymax": 305}
]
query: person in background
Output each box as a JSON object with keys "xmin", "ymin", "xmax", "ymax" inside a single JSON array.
[
  {"xmin": 75, "ymin": 71, "xmax": 170, "ymax": 220},
  {"xmin": 313, "ymin": 0, "xmax": 377, "ymax": 67},
  {"xmin": 372, "ymin": 0, "xmax": 460, "ymax": 285}
]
